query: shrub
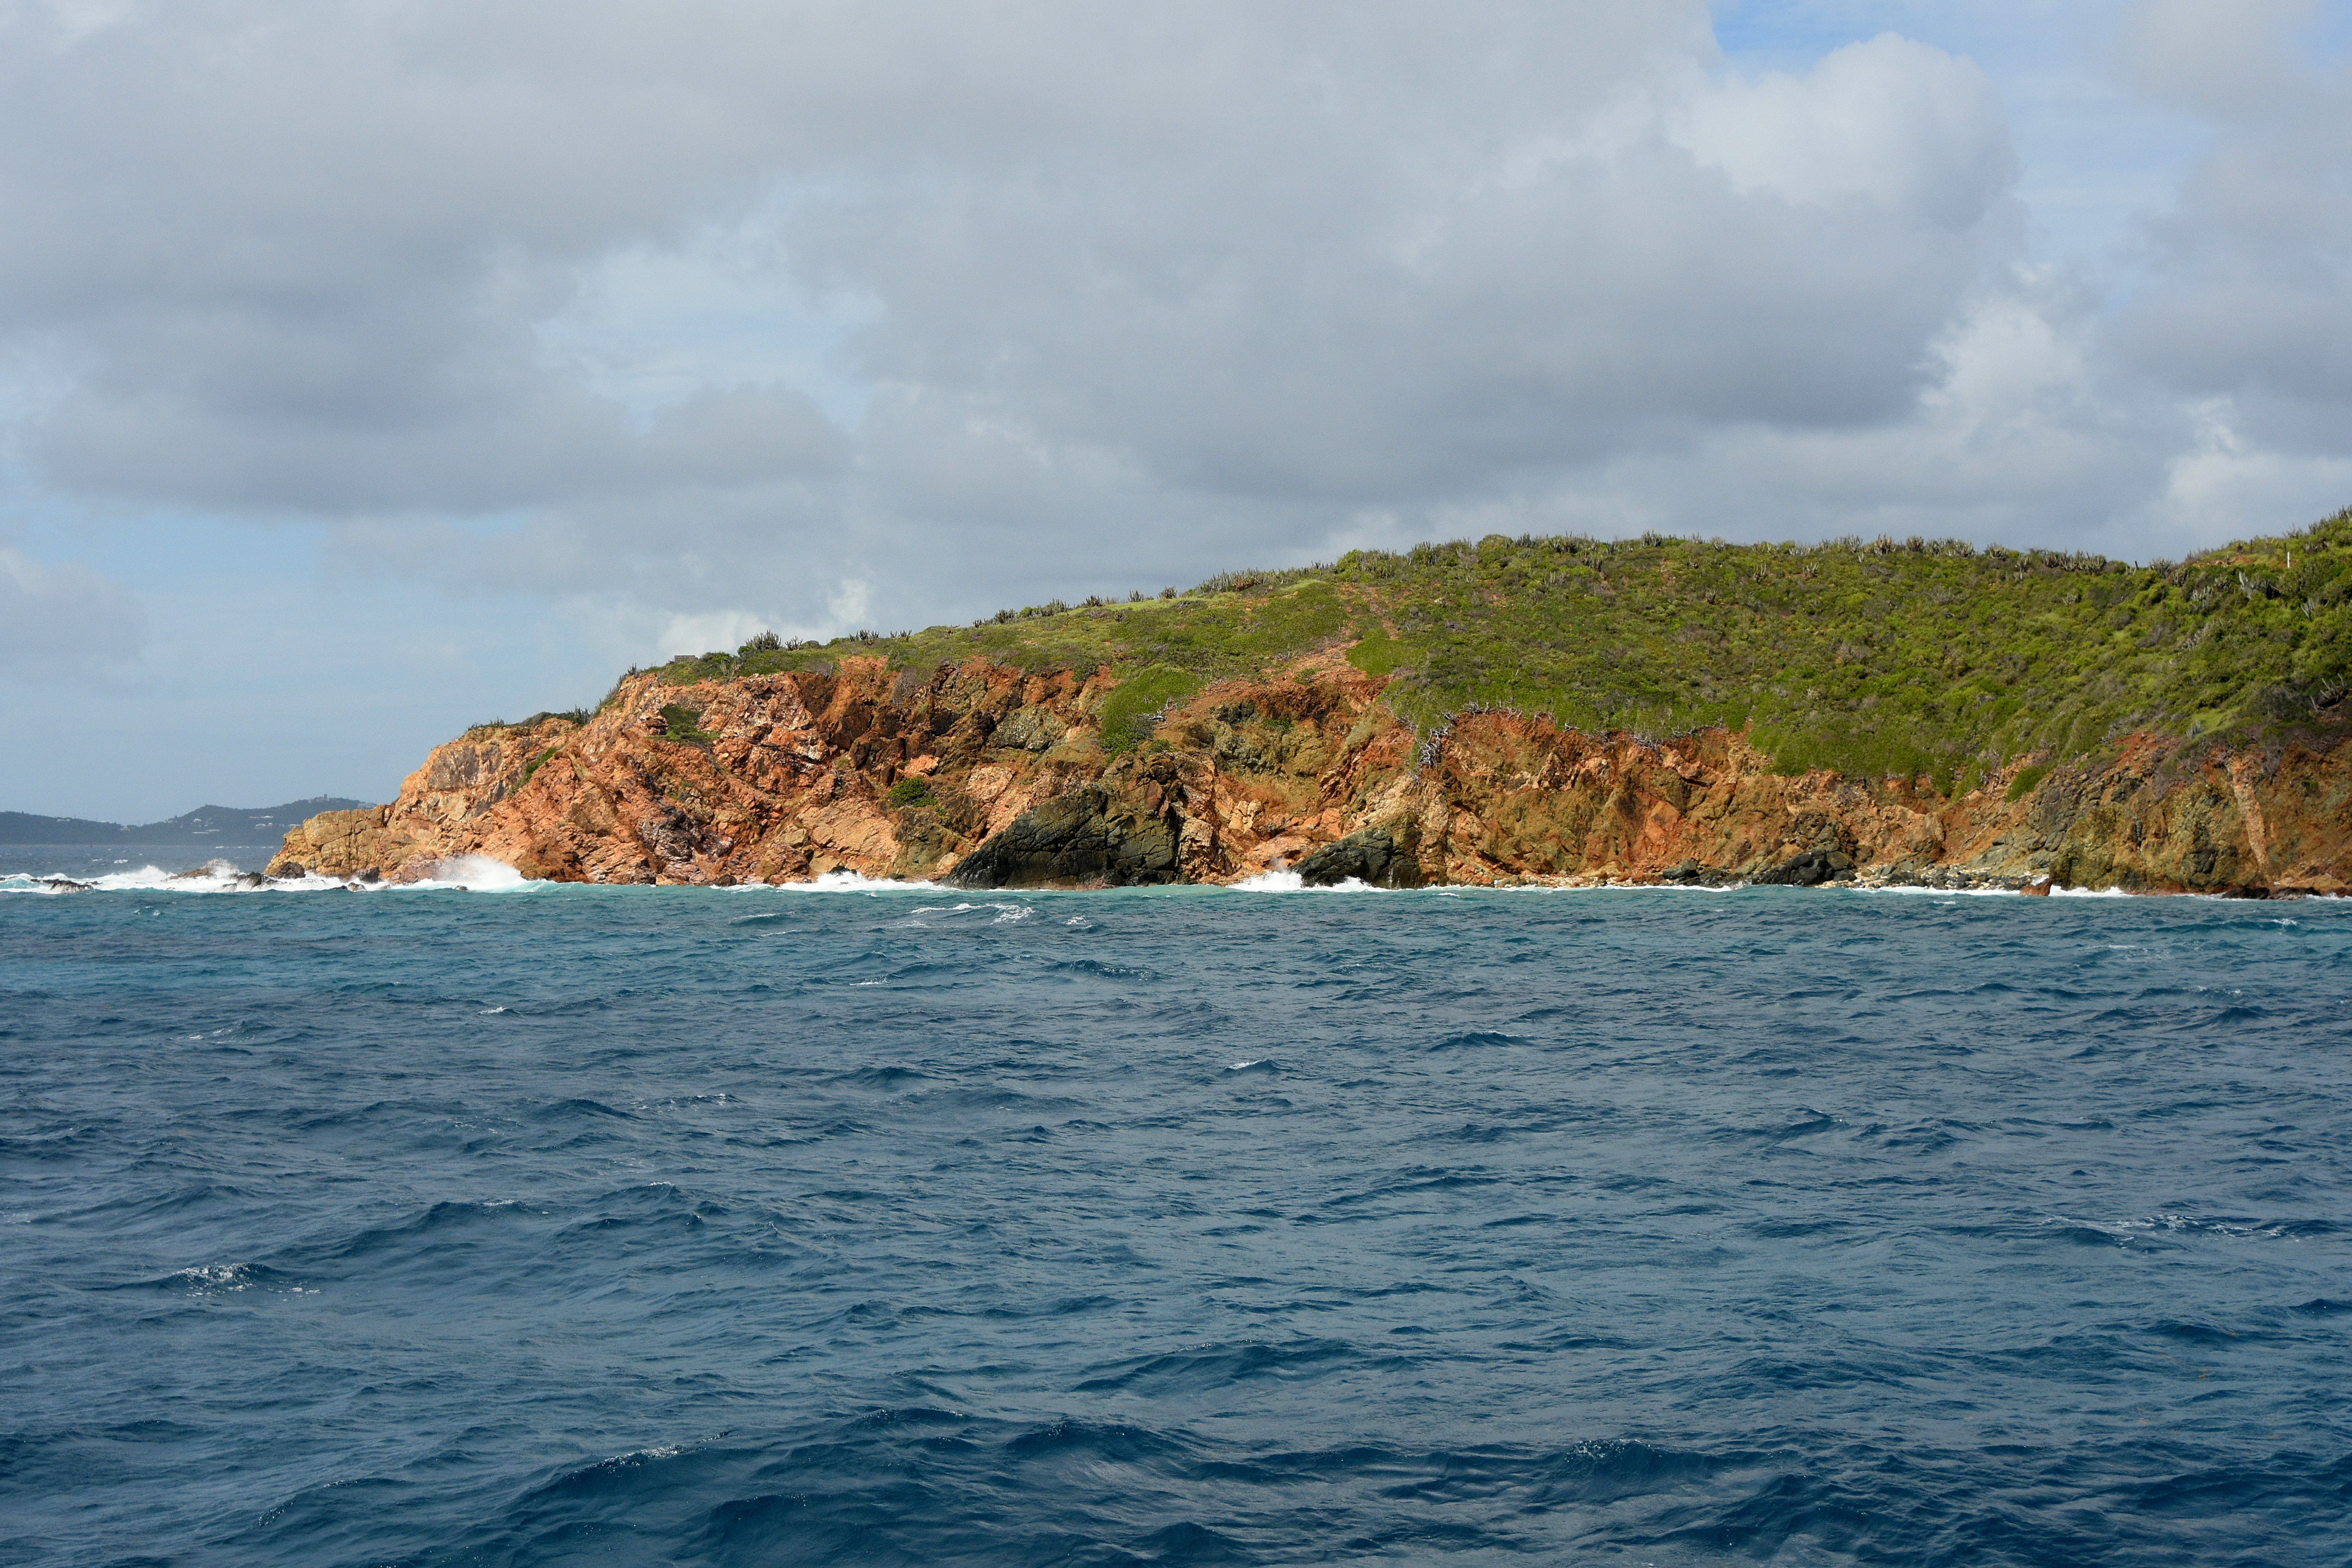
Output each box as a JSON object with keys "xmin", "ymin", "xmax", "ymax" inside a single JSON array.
[
  {"xmin": 739, "ymin": 630, "xmax": 782, "ymax": 654},
  {"xmin": 659, "ymin": 703, "xmax": 714, "ymax": 743},
  {"xmin": 886, "ymin": 776, "xmax": 935, "ymax": 808},
  {"xmin": 1099, "ymin": 664, "xmax": 1202, "ymax": 753},
  {"xmin": 1347, "ymin": 630, "xmax": 1412, "ymax": 676}
]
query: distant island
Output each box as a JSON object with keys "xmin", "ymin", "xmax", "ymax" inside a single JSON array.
[
  {"xmin": 269, "ymin": 514, "xmax": 2350, "ymax": 894},
  {"xmin": 0, "ymin": 798, "xmax": 371, "ymax": 847}
]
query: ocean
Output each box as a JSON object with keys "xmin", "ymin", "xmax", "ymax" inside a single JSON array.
[{"xmin": 3, "ymin": 852, "xmax": 2348, "ymax": 1565}]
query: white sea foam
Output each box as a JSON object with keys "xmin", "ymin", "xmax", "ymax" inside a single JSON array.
[
  {"xmin": 2, "ymin": 859, "xmax": 253, "ymax": 895},
  {"xmin": 1225, "ymin": 869, "xmax": 1377, "ymax": 892},
  {"xmin": 1849, "ymin": 882, "xmax": 2018, "ymax": 897},
  {"xmin": 173, "ymin": 1262, "xmax": 271, "ymax": 1292},
  {"xmin": 764, "ymin": 870, "xmax": 941, "ymax": 894},
  {"xmin": 2051, "ymin": 884, "xmax": 2132, "ymax": 898},
  {"xmin": 404, "ymin": 851, "xmax": 534, "ymax": 888},
  {"xmin": 0, "ymin": 852, "xmax": 540, "ymax": 894},
  {"xmin": 2045, "ymin": 1212, "xmax": 2307, "ymax": 1244}
]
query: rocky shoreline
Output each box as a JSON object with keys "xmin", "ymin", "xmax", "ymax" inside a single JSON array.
[{"xmin": 265, "ymin": 653, "xmax": 2352, "ymax": 896}]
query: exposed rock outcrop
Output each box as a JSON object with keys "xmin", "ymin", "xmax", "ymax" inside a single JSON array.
[
  {"xmin": 270, "ymin": 652, "xmax": 2352, "ymax": 894},
  {"xmin": 1294, "ymin": 826, "xmax": 1425, "ymax": 888},
  {"xmin": 946, "ymin": 786, "xmax": 1180, "ymax": 888}
]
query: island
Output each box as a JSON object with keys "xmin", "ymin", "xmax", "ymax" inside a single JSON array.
[{"xmin": 269, "ymin": 517, "xmax": 2352, "ymax": 894}]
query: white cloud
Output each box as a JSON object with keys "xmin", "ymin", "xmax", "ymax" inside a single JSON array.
[
  {"xmin": 1673, "ymin": 33, "xmax": 2016, "ymax": 225},
  {"xmin": 654, "ymin": 610, "xmax": 777, "ymax": 662}
]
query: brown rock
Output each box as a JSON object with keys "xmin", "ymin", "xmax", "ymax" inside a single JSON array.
[{"xmin": 271, "ymin": 656, "xmax": 2352, "ymax": 895}]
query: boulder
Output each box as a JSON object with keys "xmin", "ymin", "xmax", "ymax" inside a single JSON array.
[
  {"xmin": 946, "ymin": 786, "xmax": 1179, "ymax": 887},
  {"xmin": 1293, "ymin": 826, "xmax": 1425, "ymax": 888},
  {"xmin": 1754, "ymin": 847, "xmax": 1855, "ymax": 887},
  {"xmin": 265, "ymin": 806, "xmax": 409, "ymax": 880}
]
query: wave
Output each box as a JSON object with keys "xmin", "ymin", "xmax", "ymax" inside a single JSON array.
[
  {"xmin": 103, "ymin": 1261, "xmax": 311, "ymax": 1295},
  {"xmin": 761, "ymin": 870, "xmax": 942, "ymax": 894},
  {"xmin": 3, "ymin": 857, "xmax": 2307, "ymax": 902},
  {"xmin": 0, "ymin": 852, "xmax": 538, "ymax": 894},
  {"xmin": 1852, "ymin": 882, "xmax": 2020, "ymax": 897}
]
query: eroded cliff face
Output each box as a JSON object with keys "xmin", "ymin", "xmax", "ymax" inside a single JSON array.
[{"xmin": 269, "ymin": 652, "xmax": 2352, "ymax": 894}]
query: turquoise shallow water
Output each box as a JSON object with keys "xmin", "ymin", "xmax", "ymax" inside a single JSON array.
[{"xmin": 2, "ymin": 872, "xmax": 2349, "ymax": 1565}]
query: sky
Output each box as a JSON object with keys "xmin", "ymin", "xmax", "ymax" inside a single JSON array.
[{"xmin": 4, "ymin": 0, "xmax": 2351, "ymax": 820}]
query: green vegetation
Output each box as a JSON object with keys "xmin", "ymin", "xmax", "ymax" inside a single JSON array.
[
  {"xmin": 465, "ymin": 708, "xmax": 589, "ymax": 738},
  {"xmin": 517, "ymin": 746, "xmax": 559, "ymax": 788},
  {"xmin": 2004, "ymin": 762, "xmax": 2053, "ymax": 802},
  {"xmin": 658, "ymin": 703, "xmax": 715, "ymax": 744},
  {"xmin": 1097, "ymin": 664, "xmax": 1204, "ymax": 753},
  {"xmin": 643, "ymin": 509, "xmax": 2352, "ymax": 781},
  {"xmin": 886, "ymin": 776, "xmax": 935, "ymax": 808}
]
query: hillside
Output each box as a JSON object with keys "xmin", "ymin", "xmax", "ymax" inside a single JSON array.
[
  {"xmin": 651, "ymin": 510, "xmax": 2352, "ymax": 790},
  {"xmin": 0, "ymin": 797, "xmax": 372, "ymax": 846},
  {"xmin": 265, "ymin": 510, "xmax": 2352, "ymax": 896}
]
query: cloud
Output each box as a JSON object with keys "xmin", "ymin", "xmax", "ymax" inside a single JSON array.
[
  {"xmin": 2106, "ymin": 2, "xmax": 2352, "ymax": 426},
  {"xmin": 0, "ymin": 547, "xmax": 145, "ymax": 672},
  {"xmin": 1673, "ymin": 33, "xmax": 2016, "ymax": 226},
  {"xmin": 0, "ymin": 0, "xmax": 2345, "ymax": 661}
]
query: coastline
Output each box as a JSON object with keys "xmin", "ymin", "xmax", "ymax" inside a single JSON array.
[
  {"xmin": 253, "ymin": 654, "xmax": 2351, "ymax": 898},
  {"xmin": 7, "ymin": 848, "xmax": 2338, "ymax": 900}
]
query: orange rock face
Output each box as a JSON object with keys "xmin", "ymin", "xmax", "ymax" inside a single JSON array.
[{"xmin": 268, "ymin": 654, "xmax": 2352, "ymax": 894}]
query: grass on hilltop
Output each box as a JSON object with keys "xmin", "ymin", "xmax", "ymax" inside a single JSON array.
[{"xmin": 637, "ymin": 509, "xmax": 2352, "ymax": 786}]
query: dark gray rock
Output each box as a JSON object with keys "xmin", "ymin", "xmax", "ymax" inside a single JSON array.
[
  {"xmin": 989, "ymin": 706, "xmax": 1066, "ymax": 753},
  {"xmin": 1754, "ymin": 848, "xmax": 1856, "ymax": 887},
  {"xmin": 946, "ymin": 787, "xmax": 1180, "ymax": 888},
  {"xmin": 1293, "ymin": 826, "xmax": 1425, "ymax": 888}
]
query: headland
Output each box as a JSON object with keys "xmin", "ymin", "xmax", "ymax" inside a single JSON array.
[{"xmin": 269, "ymin": 517, "xmax": 2352, "ymax": 894}]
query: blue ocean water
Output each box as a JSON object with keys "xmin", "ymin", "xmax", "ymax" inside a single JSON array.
[{"xmin": 3, "ymin": 871, "xmax": 2348, "ymax": 1566}]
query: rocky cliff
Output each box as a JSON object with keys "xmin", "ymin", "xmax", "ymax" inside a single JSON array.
[{"xmin": 269, "ymin": 650, "xmax": 2352, "ymax": 895}]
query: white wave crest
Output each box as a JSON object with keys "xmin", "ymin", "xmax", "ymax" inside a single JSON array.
[
  {"xmin": 402, "ymin": 855, "xmax": 534, "ymax": 892},
  {"xmin": 0, "ymin": 852, "xmax": 538, "ymax": 894},
  {"xmin": 2, "ymin": 859, "xmax": 259, "ymax": 894},
  {"xmin": 1225, "ymin": 868, "xmax": 1389, "ymax": 892},
  {"xmin": 1853, "ymin": 883, "xmax": 2019, "ymax": 897},
  {"xmin": 766, "ymin": 870, "xmax": 939, "ymax": 894}
]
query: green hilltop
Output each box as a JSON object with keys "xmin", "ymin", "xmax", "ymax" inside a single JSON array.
[{"xmin": 637, "ymin": 507, "xmax": 2352, "ymax": 792}]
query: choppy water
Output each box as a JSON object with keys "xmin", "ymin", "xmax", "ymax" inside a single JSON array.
[{"xmin": 4, "ymin": 866, "xmax": 2349, "ymax": 1566}]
